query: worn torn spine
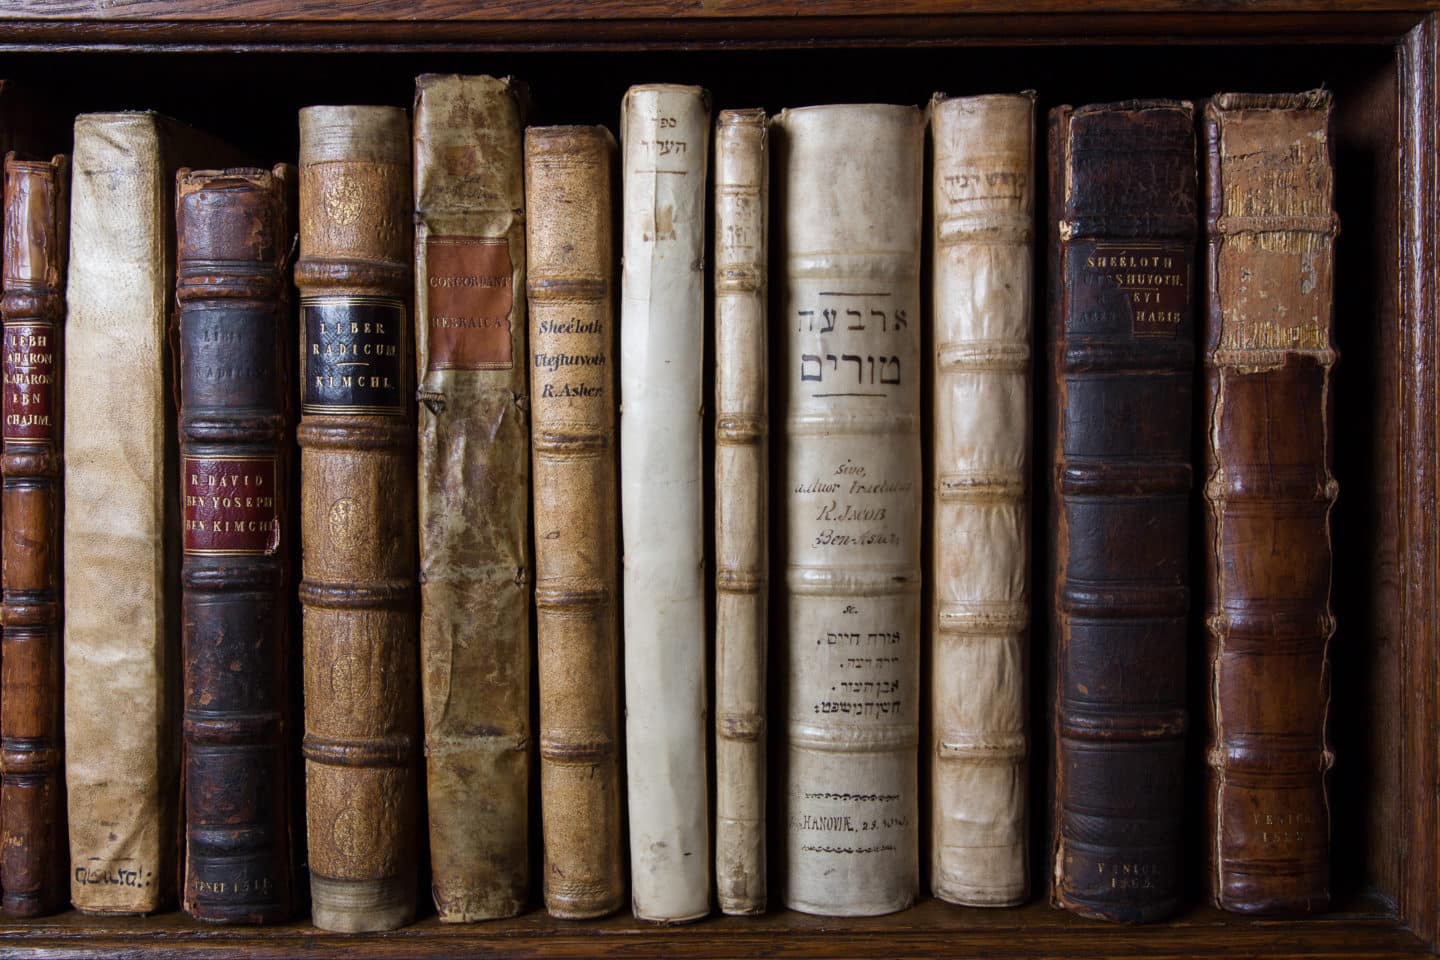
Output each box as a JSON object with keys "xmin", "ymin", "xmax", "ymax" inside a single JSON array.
[
  {"xmin": 414, "ymin": 73, "xmax": 532, "ymax": 923},
  {"xmin": 1202, "ymin": 90, "xmax": 1337, "ymax": 916}
]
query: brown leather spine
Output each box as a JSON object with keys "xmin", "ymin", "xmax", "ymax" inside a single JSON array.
[
  {"xmin": 296, "ymin": 105, "xmax": 418, "ymax": 933},
  {"xmin": 1048, "ymin": 101, "xmax": 1196, "ymax": 924},
  {"xmin": 0, "ymin": 151, "xmax": 67, "ymax": 918},
  {"xmin": 176, "ymin": 165, "xmax": 296, "ymax": 924},
  {"xmin": 1202, "ymin": 90, "xmax": 1337, "ymax": 916},
  {"xmin": 524, "ymin": 124, "xmax": 624, "ymax": 920}
]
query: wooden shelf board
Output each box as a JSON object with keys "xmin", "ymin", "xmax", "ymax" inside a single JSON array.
[{"xmin": 0, "ymin": 897, "xmax": 1427, "ymax": 959}]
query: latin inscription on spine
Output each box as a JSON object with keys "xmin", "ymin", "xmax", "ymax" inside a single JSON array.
[
  {"xmin": 3, "ymin": 322, "xmax": 55, "ymax": 441},
  {"xmin": 1069, "ymin": 240, "xmax": 1190, "ymax": 338},
  {"xmin": 303, "ymin": 296, "xmax": 405, "ymax": 415},
  {"xmin": 424, "ymin": 236, "xmax": 514, "ymax": 373},
  {"xmin": 183, "ymin": 456, "xmax": 280, "ymax": 556}
]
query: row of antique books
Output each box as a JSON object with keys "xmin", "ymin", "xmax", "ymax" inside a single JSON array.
[{"xmin": 0, "ymin": 76, "xmax": 1336, "ymax": 929}]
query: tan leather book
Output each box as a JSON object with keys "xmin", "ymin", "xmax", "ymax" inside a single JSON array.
[
  {"xmin": 619, "ymin": 83, "xmax": 711, "ymax": 923},
  {"xmin": 773, "ymin": 103, "xmax": 923, "ymax": 917},
  {"xmin": 2, "ymin": 150, "xmax": 68, "ymax": 919},
  {"xmin": 413, "ymin": 73, "xmax": 531, "ymax": 924},
  {"xmin": 713, "ymin": 107, "xmax": 769, "ymax": 916},
  {"xmin": 63, "ymin": 112, "xmax": 237, "ymax": 916},
  {"xmin": 1202, "ymin": 91, "xmax": 1337, "ymax": 915},
  {"xmin": 927, "ymin": 92, "xmax": 1034, "ymax": 908},
  {"xmin": 525, "ymin": 124, "xmax": 624, "ymax": 920},
  {"xmin": 297, "ymin": 105, "xmax": 418, "ymax": 933}
]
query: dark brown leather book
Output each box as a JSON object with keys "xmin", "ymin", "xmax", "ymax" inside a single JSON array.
[
  {"xmin": 296, "ymin": 105, "xmax": 418, "ymax": 934},
  {"xmin": 176, "ymin": 165, "xmax": 296, "ymax": 924},
  {"xmin": 1048, "ymin": 100, "xmax": 1196, "ymax": 924},
  {"xmin": 1202, "ymin": 91, "xmax": 1337, "ymax": 916},
  {"xmin": 0, "ymin": 151, "xmax": 67, "ymax": 918}
]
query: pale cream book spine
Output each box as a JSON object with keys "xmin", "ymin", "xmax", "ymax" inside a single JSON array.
[
  {"xmin": 64, "ymin": 112, "xmax": 232, "ymax": 915},
  {"xmin": 774, "ymin": 103, "xmax": 923, "ymax": 918},
  {"xmin": 928, "ymin": 91, "xmax": 1035, "ymax": 908},
  {"xmin": 713, "ymin": 107, "xmax": 769, "ymax": 916},
  {"xmin": 619, "ymin": 83, "xmax": 711, "ymax": 923},
  {"xmin": 413, "ymin": 72, "xmax": 531, "ymax": 923}
]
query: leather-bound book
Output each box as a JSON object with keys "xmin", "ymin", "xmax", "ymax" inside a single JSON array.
[
  {"xmin": 713, "ymin": 106, "xmax": 769, "ymax": 917},
  {"xmin": 928, "ymin": 91, "xmax": 1034, "ymax": 908},
  {"xmin": 619, "ymin": 83, "xmax": 711, "ymax": 923},
  {"xmin": 176, "ymin": 165, "xmax": 296, "ymax": 924},
  {"xmin": 774, "ymin": 103, "xmax": 923, "ymax": 918},
  {"xmin": 1, "ymin": 151, "xmax": 67, "ymax": 918},
  {"xmin": 1202, "ymin": 91, "xmax": 1337, "ymax": 915},
  {"xmin": 64, "ymin": 113, "xmax": 238, "ymax": 916},
  {"xmin": 525, "ymin": 124, "xmax": 624, "ymax": 920},
  {"xmin": 1048, "ymin": 100, "xmax": 1196, "ymax": 924},
  {"xmin": 414, "ymin": 73, "xmax": 530, "ymax": 923},
  {"xmin": 296, "ymin": 105, "xmax": 418, "ymax": 933}
]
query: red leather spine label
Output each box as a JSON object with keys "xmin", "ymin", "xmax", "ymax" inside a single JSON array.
[
  {"xmin": 183, "ymin": 455, "xmax": 280, "ymax": 556},
  {"xmin": 3, "ymin": 321, "xmax": 56, "ymax": 442},
  {"xmin": 1067, "ymin": 240, "xmax": 1190, "ymax": 339},
  {"xmin": 424, "ymin": 235, "xmax": 514, "ymax": 372}
]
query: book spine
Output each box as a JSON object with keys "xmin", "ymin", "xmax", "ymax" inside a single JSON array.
[
  {"xmin": 63, "ymin": 113, "xmax": 180, "ymax": 915},
  {"xmin": 413, "ymin": 73, "xmax": 531, "ymax": 924},
  {"xmin": 1048, "ymin": 100, "xmax": 1196, "ymax": 924},
  {"xmin": 713, "ymin": 107, "xmax": 769, "ymax": 917},
  {"xmin": 0, "ymin": 151, "xmax": 67, "ymax": 918},
  {"xmin": 928, "ymin": 91, "xmax": 1034, "ymax": 908},
  {"xmin": 176, "ymin": 165, "xmax": 295, "ymax": 924},
  {"xmin": 296, "ymin": 105, "xmax": 418, "ymax": 933},
  {"xmin": 775, "ymin": 103, "xmax": 923, "ymax": 918},
  {"xmin": 1202, "ymin": 90, "xmax": 1337, "ymax": 915},
  {"xmin": 525, "ymin": 124, "xmax": 625, "ymax": 920},
  {"xmin": 619, "ymin": 83, "xmax": 711, "ymax": 923}
]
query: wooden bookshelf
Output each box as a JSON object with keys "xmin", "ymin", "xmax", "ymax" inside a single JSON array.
[{"xmin": 0, "ymin": 2, "xmax": 1435, "ymax": 957}]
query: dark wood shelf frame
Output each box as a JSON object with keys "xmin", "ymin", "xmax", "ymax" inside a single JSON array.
[{"xmin": 0, "ymin": 3, "xmax": 1434, "ymax": 957}]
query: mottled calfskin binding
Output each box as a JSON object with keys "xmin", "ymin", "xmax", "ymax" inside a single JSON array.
[
  {"xmin": 526, "ymin": 124, "xmax": 625, "ymax": 921},
  {"xmin": 1048, "ymin": 100, "xmax": 1196, "ymax": 924},
  {"xmin": 176, "ymin": 166, "xmax": 296, "ymax": 924},
  {"xmin": 296, "ymin": 106, "xmax": 418, "ymax": 934}
]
